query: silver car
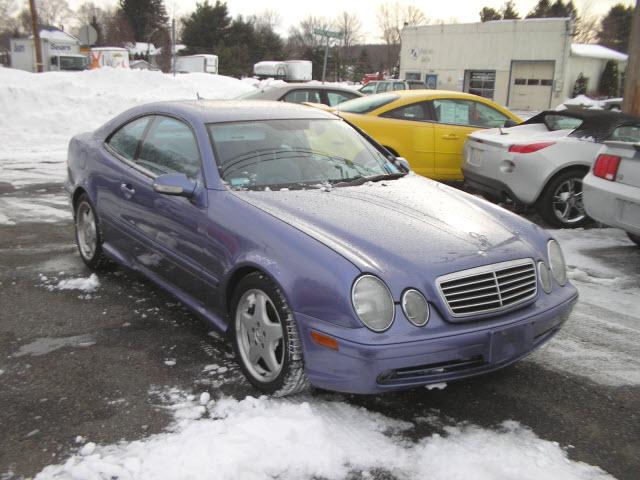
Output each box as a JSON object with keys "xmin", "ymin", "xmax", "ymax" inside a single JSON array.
[
  {"xmin": 236, "ymin": 83, "xmax": 361, "ymax": 106},
  {"xmin": 584, "ymin": 126, "xmax": 640, "ymax": 246},
  {"xmin": 463, "ymin": 110, "xmax": 640, "ymax": 229}
]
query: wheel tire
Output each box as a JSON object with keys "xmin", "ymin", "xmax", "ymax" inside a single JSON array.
[
  {"xmin": 627, "ymin": 232, "xmax": 640, "ymax": 248},
  {"xmin": 74, "ymin": 193, "xmax": 110, "ymax": 270},
  {"xmin": 537, "ymin": 169, "xmax": 592, "ymax": 229},
  {"xmin": 230, "ymin": 272, "xmax": 309, "ymax": 396}
]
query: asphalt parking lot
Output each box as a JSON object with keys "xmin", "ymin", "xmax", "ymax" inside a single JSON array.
[{"xmin": 1, "ymin": 185, "xmax": 639, "ymax": 479}]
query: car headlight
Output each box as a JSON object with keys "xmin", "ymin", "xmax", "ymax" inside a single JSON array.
[
  {"xmin": 538, "ymin": 261, "xmax": 552, "ymax": 293},
  {"xmin": 547, "ymin": 240, "xmax": 567, "ymax": 286},
  {"xmin": 402, "ymin": 289, "xmax": 430, "ymax": 326},
  {"xmin": 352, "ymin": 275, "xmax": 395, "ymax": 332}
]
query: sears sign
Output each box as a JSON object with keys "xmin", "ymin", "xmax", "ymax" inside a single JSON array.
[{"xmin": 50, "ymin": 42, "xmax": 73, "ymax": 52}]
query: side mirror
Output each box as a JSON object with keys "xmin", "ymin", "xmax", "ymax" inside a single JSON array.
[
  {"xmin": 152, "ymin": 173, "xmax": 196, "ymax": 198},
  {"xmin": 395, "ymin": 156, "xmax": 411, "ymax": 172},
  {"xmin": 503, "ymin": 119, "xmax": 519, "ymax": 128}
]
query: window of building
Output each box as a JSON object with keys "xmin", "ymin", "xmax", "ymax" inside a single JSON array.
[
  {"xmin": 527, "ymin": 79, "xmax": 540, "ymax": 85},
  {"xmin": 514, "ymin": 78, "xmax": 526, "ymax": 85},
  {"xmin": 465, "ymin": 70, "xmax": 496, "ymax": 100},
  {"xmin": 405, "ymin": 72, "xmax": 421, "ymax": 81},
  {"xmin": 540, "ymin": 79, "xmax": 553, "ymax": 86}
]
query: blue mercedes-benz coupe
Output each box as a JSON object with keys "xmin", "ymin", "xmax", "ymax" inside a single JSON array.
[{"xmin": 66, "ymin": 100, "xmax": 578, "ymax": 395}]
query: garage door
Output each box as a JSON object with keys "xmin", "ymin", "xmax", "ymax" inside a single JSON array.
[{"xmin": 508, "ymin": 61, "xmax": 554, "ymax": 111}]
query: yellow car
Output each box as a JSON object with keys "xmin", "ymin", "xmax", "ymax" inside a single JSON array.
[{"xmin": 314, "ymin": 90, "xmax": 521, "ymax": 182}]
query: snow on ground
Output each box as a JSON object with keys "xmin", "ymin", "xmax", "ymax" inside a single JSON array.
[
  {"xmin": 0, "ymin": 193, "xmax": 71, "ymax": 225},
  {"xmin": 0, "ymin": 67, "xmax": 254, "ymax": 188},
  {"xmin": 35, "ymin": 391, "xmax": 613, "ymax": 480},
  {"xmin": 13, "ymin": 334, "xmax": 96, "ymax": 358},
  {"xmin": 530, "ymin": 228, "xmax": 640, "ymax": 386}
]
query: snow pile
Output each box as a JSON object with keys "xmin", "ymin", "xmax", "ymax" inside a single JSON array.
[
  {"xmin": 0, "ymin": 67, "xmax": 254, "ymax": 187},
  {"xmin": 555, "ymin": 95, "xmax": 622, "ymax": 112},
  {"xmin": 36, "ymin": 393, "xmax": 612, "ymax": 480},
  {"xmin": 46, "ymin": 273, "xmax": 101, "ymax": 293}
]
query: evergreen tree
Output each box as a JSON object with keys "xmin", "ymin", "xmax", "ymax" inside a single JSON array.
[
  {"xmin": 181, "ymin": 0, "xmax": 231, "ymax": 54},
  {"xmin": 527, "ymin": 0, "xmax": 551, "ymax": 18},
  {"xmin": 598, "ymin": 60, "xmax": 620, "ymax": 97},
  {"xmin": 352, "ymin": 48, "xmax": 371, "ymax": 82},
  {"xmin": 118, "ymin": 0, "xmax": 167, "ymax": 41},
  {"xmin": 572, "ymin": 73, "xmax": 589, "ymax": 97},
  {"xmin": 598, "ymin": 4, "xmax": 633, "ymax": 54},
  {"xmin": 501, "ymin": 1, "xmax": 520, "ymax": 20},
  {"xmin": 480, "ymin": 7, "xmax": 501, "ymax": 22},
  {"xmin": 527, "ymin": 0, "xmax": 577, "ymax": 20}
]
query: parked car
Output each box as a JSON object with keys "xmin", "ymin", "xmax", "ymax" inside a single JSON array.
[
  {"xmin": 358, "ymin": 80, "xmax": 425, "ymax": 95},
  {"xmin": 66, "ymin": 100, "xmax": 577, "ymax": 396},
  {"xmin": 316, "ymin": 90, "xmax": 521, "ymax": 181},
  {"xmin": 463, "ymin": 109, "xmax": 640, "ymax": 228},
  {"xmin": 583, "ymin": 128, "xmax": 640, "ymax": 246},
  {"xmin": 237, "ymin": 83, "xmax": 361, "ymax": 107}
]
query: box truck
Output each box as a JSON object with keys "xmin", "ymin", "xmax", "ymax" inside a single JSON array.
[
  {"xmin": 175, "ymin": 55, "xmax": 218, "ymax": 74},
  {"xmin": 89, "ymin": 48, "xmax": 130, "ymax": 69},
  {"xmin": 10, "ymin": 29, "xmax": 87, "ymax": 72},
  {"xmin": 253, "ymin": 60, "xmax": 312, "ymax": 81}
]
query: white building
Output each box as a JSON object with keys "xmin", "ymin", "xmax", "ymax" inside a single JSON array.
[{"xmin": 399, "ymin": 18, "xmax": 628, "ymax": 111}]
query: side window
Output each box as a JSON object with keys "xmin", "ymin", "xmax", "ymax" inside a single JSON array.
[
  {"xmin": 393, "ymin": 82, "xmax": 406, "ymax": 91},
  {"xmin": 610, "ymin": 124, "xmax": 640, "ymax": 142},
  {"xmin": 326, "ymin": 91, "xmax": 358, "ymax": 107},
  {"xmin": 107, "ymin": 116, "xmax": 151, "ymax": 160},
  {"xmin": 137, "ymin": 116, "xmax": 201, "ymax": 179},
  {"xmin": 359, "ymin": 83, "xmax": 376, "ymax": 94},
  {"xmin": 380, "ymin": 102, "xmax": 427, "ymax": 121},
  {"xmin": 432, "ymin": 99, "xmax": 509, "ymax": 128},
  {"xmin": 377, "ymin": 82, "xmax": 389, "ymax": 93},
  {"xmin": 282, "ymin": 89, "xmax": 322, "ymax": 104}
]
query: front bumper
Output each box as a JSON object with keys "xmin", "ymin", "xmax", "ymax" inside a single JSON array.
[
  {"xmin": 297, "ymin": 292, "xmax": 577, "ymax": 394},
  {"xmin": 583, "ymin": 173, "xmax": 640, "ymax": 236}
]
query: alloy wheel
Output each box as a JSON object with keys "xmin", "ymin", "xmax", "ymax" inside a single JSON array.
[
  {"xmin": 76, "ymin": 202, "xmax": 97, "ymax": 261},
  {"xmin": 552, "ymin": 177, "xmax": 586, "ymax": 225}
]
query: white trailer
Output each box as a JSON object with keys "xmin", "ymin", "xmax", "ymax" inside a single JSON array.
[
  {"xmin": 284, "ymin": 60, "xmax": 312, "ymax": 81},
  {"xmin": 89, "ymin": 48, "xmax": 130, "ymax": 69},
  {"xmin": 10, "ymin": 31, "xmax": 87, "ymax": 72},
  {"xmin": 175, "ymin": 54, "xmax": 218, "ymax": 74},
  {"xmin": 254, "ymin": 61, "xmax": 287, "ymax": 79}
]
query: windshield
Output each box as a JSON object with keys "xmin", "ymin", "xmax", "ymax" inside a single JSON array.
[
  {"xmin": 208, "ymin": 119, "xmax": 401, "ymax": 190},
  {"xmin": 543, "ymin": 114, "xmax": 584, "ymax": 131},
  {"xmin": 337, "ymin": 93, "xmax": 399, "ymax": 114}
]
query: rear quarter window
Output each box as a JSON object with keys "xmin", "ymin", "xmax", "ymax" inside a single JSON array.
[{"xmin": 610, "ymin": 124, "xmax": 640, "ymax": 143}]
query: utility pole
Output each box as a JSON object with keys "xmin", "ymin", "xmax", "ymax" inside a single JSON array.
[
  {"xmin": 28, "ymin": 0, "xmax": 43, "ymax": 73},
  {"xmin": 623, "ymin": 1, "xmax": 640, "ymax": 115},
  {"xmin": 171, "ymin": 18, "xmax": 176, "ymax": 76}
]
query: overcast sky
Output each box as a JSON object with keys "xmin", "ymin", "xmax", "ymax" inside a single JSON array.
[{"xmin": 69, "ymin": 0, "xmax": 635, "ymax": 42}]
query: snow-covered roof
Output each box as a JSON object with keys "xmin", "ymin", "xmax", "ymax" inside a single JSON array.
[
  {"xmin": 91, "ymin": 47, "xmax": 128, "ymax": 52},
  {"xmin": 571, "ymin": 44, "xmax": 627, "ymax": 62},
  {"xmin": 33, "ymin": 26, "xmax": 78, "ymax": 43},
  {"xmin": 126, "ymin": 42, "xmax": 159, "ymax": 55}
]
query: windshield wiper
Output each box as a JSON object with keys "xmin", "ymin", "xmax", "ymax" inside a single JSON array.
[{"xmin": 333, "ymin": 172, "xmax": 407, "ymax": 187}]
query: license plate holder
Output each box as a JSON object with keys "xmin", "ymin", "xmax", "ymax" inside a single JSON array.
[{"xmin": 489, "ymin": 324, "xmax": 533, "ymax": 363}]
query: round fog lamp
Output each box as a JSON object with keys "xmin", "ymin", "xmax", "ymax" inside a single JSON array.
[
  {"xmin": 402, "ymin": 289, "xmax": 430, "ymax": 326},
  {"xmin": 538, "ymin": 261, "xmax": 552, "ymax": 293}
]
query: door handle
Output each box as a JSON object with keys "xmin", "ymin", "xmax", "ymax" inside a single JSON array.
[
  {"xmin": 442, "ymin": 134, "xmax": 459, "ymax": 140},
  {"xmin": 120, "ymin": 183, "xmax": 135, "ymax": 198}
]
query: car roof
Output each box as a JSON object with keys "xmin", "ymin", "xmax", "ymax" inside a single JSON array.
[{"xmin": 244, "ymin": 83, "xmax": 362, "ymax": 98}]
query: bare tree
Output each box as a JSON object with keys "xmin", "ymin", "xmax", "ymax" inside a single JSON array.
[
  {"xmin": 38, "ymin": 0, "xmax": 72, "ymax": 28},
  {"xmin": 252, "ymin": 9, "xmax": 280, "ymax": 31},
  {"xmin": 286, "ymin": 15, "xmax": 332, "ymax": 53},
  {"xmin": 376, "ymin": 1, "xmax": 427, "ymax": 45},
  {"xmin": 573, "ymin": 1, "xmax": 600, "ymax": 44},
  {"xmin": 335, "ymin": 11, "xmax": 362, "ymax": 48},
  {"xmin": 0, "ymin": 0, "xmax": 19, "ymax": 30}
]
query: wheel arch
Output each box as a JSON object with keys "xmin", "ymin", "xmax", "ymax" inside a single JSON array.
[
  {"xmin": 71, "ymin": 187, "xmax": 88, "ymax": 217},
  {"xmin": 535, "ymin": 163, "xmax": 591, "ymax": 203}
]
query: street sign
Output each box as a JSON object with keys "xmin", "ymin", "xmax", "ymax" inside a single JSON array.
[
  {"xmin": 78, "ymin": 25, "xmax": 98, "ymax": 46},
  {"xmin": 313, "ymin": 29, "xmax": 343, "ymax": 39}
]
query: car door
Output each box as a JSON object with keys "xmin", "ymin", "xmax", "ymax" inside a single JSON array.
[
  {"xmin": 374, "ymin": 101, "xmax": 435, "ymax": 177},
  {"xmin": 131, "ymin": 115, "xmax": 213, "ymax": 304},
  {"xmin": 430, "ymin": 98, "xmax": 509, "ymax": 180},
  {"xmin": 98, "ymin": 115, "xmax": 156, "ymax": 263}
]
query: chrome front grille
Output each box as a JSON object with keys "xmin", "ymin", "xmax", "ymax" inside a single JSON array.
[{"xmin": 437, "ymin": 259, "xmax": 537, "ymax": 318}]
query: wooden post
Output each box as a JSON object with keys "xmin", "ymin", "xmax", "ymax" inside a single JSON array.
[
  {"xmin": 622, "ymin": 1, "xmax": 640, "ymax": 115},
  {"xmin": 28, "ymin": 0, "xmax": 43, "ymax": 73}
]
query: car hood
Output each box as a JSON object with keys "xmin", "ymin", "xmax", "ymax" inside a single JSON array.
[{"xmin": 232, "ymin": 175, "xmax": 544, "ymax": 297}]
